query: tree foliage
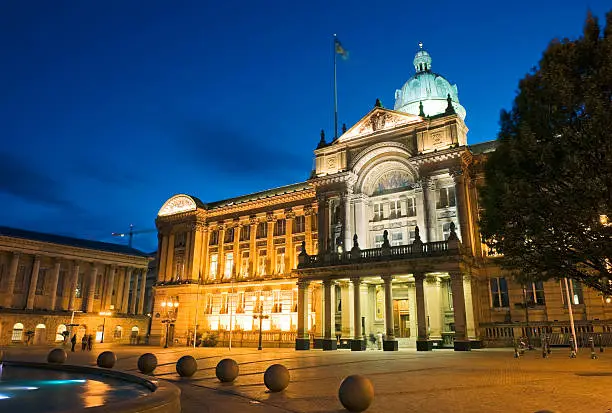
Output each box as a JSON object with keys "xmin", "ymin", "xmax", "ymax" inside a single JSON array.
[{"xmin": 479, "ymin": 11, "xmax": 612, "ymax": 294}]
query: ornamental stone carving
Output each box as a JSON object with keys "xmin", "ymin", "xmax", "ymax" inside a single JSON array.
[
  {"xmin": 158, "ymin": 195, "xmax": 197, "ymax": 217},
  {"xmin": 266, "ymin": 212, "xmax": 275, "ymax": 222}
]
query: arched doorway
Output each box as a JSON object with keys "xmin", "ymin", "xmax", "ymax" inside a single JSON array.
[
  {"xmin": 34, "ymin": 324, "xmax": 46, "ymax": 345},
  {"xmin": 131, "ymin": 326, "xmax": 139, "ymax": 344},
  {"xmin": 12, "ymin": 323, "xmax": 24, "ymax": 342},
  {"xmin": 114, "ymin": 326, "xmax": 123, "ymax": 340},
  {"xmin": 56, "ymin": 324, "xmax": 67, "ymax": 342}
]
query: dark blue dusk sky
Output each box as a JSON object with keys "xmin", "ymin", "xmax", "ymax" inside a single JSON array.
[{"xmin": 0, "ymin": 1, "xmax": 607, "ymax": 253}]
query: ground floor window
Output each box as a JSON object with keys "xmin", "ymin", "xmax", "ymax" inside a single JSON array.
[
  {"xmin": 56, "ymin": 324, "xmax": 67, "ymax": 342},
  {"xmin": 490, "ymin": 277, "xmax": 509, "ymax": 308},
  {"xmin": 12, "ymin": 322, "xmax": 24, "ymax": 341}
]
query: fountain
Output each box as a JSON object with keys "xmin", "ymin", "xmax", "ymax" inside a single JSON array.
[{"xmin": 0, "ymin": 351, "xmax": 180, "ymax": 413}]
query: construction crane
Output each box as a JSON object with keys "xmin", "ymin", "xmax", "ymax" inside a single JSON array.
[{"xmin": 111, "ymin": 224, "xmax": 157, "ymax": 248}]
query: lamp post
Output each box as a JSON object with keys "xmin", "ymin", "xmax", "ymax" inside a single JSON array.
[
  {"xmin": 99, "ymin": 311, "xmax": 112, "ymax": 343},
  {"xmin": 161, "ymin": 297, "xmax": 179, "ymax": 348},
  {"xmin": 252, "ymin": 295, "xmax": 269, "ymax": 351}
]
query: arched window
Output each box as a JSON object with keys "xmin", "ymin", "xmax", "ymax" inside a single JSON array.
[
  {"xmin": 56, "ymin": 324, "xmax": 67, "ymax": 342},
  {"xmin": 12, "ymin": 323, "xmax": 24, "ymax": 341},
  {"xmin": 131, "ymin": 326, "xmax": 139, "ymax": 337},
  {"xmin": 114, "ymin": 326, "xmax": 123, "ymax": 339}
]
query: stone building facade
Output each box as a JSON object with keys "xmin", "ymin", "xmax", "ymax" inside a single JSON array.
[
  {"xmin": 0, "ymin": 227, "xmax": 152, "ymax": 346},
  {"xmin": 151, "ymin": 45, "xmax": 612, "ymax": 350}
]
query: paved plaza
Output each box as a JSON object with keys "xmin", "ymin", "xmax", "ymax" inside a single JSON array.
[{"xmin": 3, "ymin": 345, "xmax": 612, "ymax": 412}]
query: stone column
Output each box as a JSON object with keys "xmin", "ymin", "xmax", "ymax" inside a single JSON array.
[
  {"xmin": 85, "ymin": 264, "xmax": 98, "ymax": 313},
  {"xmin": 266, "ymin": 215, "xmax": 274, "ymax": 275},
  {"xmin": 158, "ymin": 233, "xmax": 168, "ymax": 282},
  {"xmin": 343, "ymin": 193, "xmax": 353, "ymax": 251},
  {"xmin": 103, "ymin": 265, "xmax": 115, "ymax": 310},
  {"xmin": 165, "ymin": 233, "xmax": 175, "ymax": 281},
  {"xmin": 450, "ymin": 271, "xmax": 471, "ymax": 351},
  {"xmin": 422, "ymin": 178, "xmax": 437, "ymax": 242},
  {"xmin": 351, "ymin": 277, "xmax": 365, "ymax": 351},
  {"xmin": 191, "ymin": 223, "xmax": 204, "ymax": 280},
  {"xmin": 122, "ymin": 268, "xmax": 132, "ymax": 313},
  {"xmin": 26, "ymin": 255, "xmax": 41, "ymax": 310},
  {"xmin": 322, "ymin": 279, "xmax": 336, "ymax": 350},
  {"xmin": 232, "ymin": 223, "xmax": 240, "ymax": 278},
  {"xmin": 130, "ymin": 269, "xmax": 139, "ymax": 314},
  {"xmin": 295, "ymin": 280, "xmax": 310, "ymax": 350},
  {"xmin": 184, "ymin": 229, "xmax": 193, "ymax": 280},
  {"xmin": 249, "ymin": 217, "xmax": 257, "ymax": 277},
  {"xmin": 4, "ymin": 252, "xmax": 20, "ymax": 307},
  {"xmin": 340, "ymin": 282, "xmax": 354, "ymax": 338},
  {"xmin": 452, "ymin": 170, "xmax": 471, "ymax": 250},
  {"xmin": 115, "ymin": 268, "xmax": 125, "ymax": 311},
  {"xmin": 414, "ymin": 272, "xmax": 432, "ymax": 351},
  {"xmin": 200, "ymin": 225, "xmax": 210, "ymax": 280},
  {"xmin": 426, "ymin": 275, "xmax": 443, "ymax": 341},
  {"xmin": 48, "ymin": 261, "xmax": 61, "ymax": 310},
  {"xmin": 138, "ymin": 269, "xmax": 147, "ymax": 314},
  {"xmin": 68, "ymin": 262, "xmax": 80, "ymax": 311},
  {"xmin": 304, "ymin": 205, "xmax": 313, "ymax": 254},
  {"xmin": 382, "ymin": 275, "xmax": 398, "ymax": 351},
  {"xmin": 317, "ymin": 195, "xmax": 328, "ymax": 254},
  {"xmin": 217, "ymin": 225, "xmax": 226, "ymax": 279},
  {"xmin": 285, "ymin": 210, "xmax": 294, "ymax": 272}
]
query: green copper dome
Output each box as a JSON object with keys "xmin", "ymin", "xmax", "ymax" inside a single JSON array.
[{"xmin": 394, "ymin": 43, "xmax": 466, "ymax": 120}]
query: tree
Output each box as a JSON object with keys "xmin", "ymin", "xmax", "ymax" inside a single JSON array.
[{"xmin": 479, "ymin": 11, "xmax": 612, "ymax": 295}]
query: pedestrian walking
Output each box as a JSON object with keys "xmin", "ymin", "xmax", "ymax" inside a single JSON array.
[
  {"xmin": 81, "ymin": 335, "xmax": 87, "ymax": 351},
  {"xmin": 70, "ymin": 334, "xmax": 77, "ymax": 352},
  {"xmin": 87, "ymin": 335, "xmax": 93, "ymax": 351}
]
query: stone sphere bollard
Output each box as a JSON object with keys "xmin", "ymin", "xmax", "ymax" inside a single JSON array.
[
  {"xmin": 338, "ymin": 375, "xmax": 374, "ymax": 413},
  {"xmin": 264, "ymin": 364, "xmax": 290, "ymax": 392},
  {"xmin": 96, "ymin": 351, "xmax": 117, "ymax": 369},
  {"xmin": 137, "ymin": 353, "xmax": 158, "ymax": 374},
  {"xmin": 47, "ymin": 348, "xmax": 67, "ymax": 364},
  {"xmin": 215, "ymin": 358, "xmax": 239, "ymax": 383},
  {"xmin": 176, "ymin": 355, "xmax": 198, "ymax": 377}
]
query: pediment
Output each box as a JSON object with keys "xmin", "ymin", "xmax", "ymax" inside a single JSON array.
[
  {"xmin": 158, "ymin": 194, "xmax": 197, "ymax": 217},
  {"xmin": 337, "ymin": 107, "xmax": 422, "ymax": 143}
]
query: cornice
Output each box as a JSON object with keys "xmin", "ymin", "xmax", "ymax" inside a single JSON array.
[{"xmin": 205, "ymin": 188, "xmax": 315, "ymax": 219}]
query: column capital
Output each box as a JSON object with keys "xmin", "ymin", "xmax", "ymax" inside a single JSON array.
[
  {"xmin": 450, "ymin": 168, "xmax": 465, "ymax": 181},
  {"xmin": 303, "ymin": 204, "xmax": 314, "ymax": 216},
  {"xmin": 425, "ymin": 274, "xmax": 440, "ymax": 285},
  {"xmin": 249, "ymin": 215, "xmax": 258, "ymax": 226},
  {"xmin": 381, "ymin": 275, "xmax": 394, "ymax": 284},
  {"xmin": 297, "ymin": 279, "xmax": 310, "ymax": 289},
  {"xmin": 413, "ymin": 272, "xmax": 426, "ymax": 282},
  {"xmin": 350, "ymin": 276, "xmax": 361, "ymax": 285},
  {"xmin": 322, "ymin": 278, "xmax": 335, "ymax": 287},
  {"xmin": 32, "ymin": 255, "xmax": 42, "ymax": 262},
  {"xmin": 285, "ymin": 208, "xmax": 296, "ymax": 220}
]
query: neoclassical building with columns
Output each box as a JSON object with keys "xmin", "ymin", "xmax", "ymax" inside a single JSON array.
[
  {"xmin": 0, "ymin": 226, "xmax": 152, "ymax": 346},
  {"xmin": 152, "ymin": 45, "xmax": 612, "ymax": 351}
]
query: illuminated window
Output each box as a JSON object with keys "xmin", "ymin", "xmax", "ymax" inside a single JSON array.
[
  {"xmin": 204, "ymin": 294, "xmax": 213, "ymax": 314},
  {"xmin": 75, "ymin": 272, "xmax": 84, "ymax": 298},
  {"xmin": 95, "ymin": 271, "xmax": 103, "ymax": 298},
  {"xmin": 442, "ymin": 222, "xmax": 454, "ymax": 240},
  {"xmin": 274, "ymin": 220, "xmax": 286, "ymax": 236},
  {"xmin": 240, "ymin": 225, "xmax": 250, "ymax": 241},
  {"xmin": 220, "ymin": 294, "xmax": 229, "ymax": 314},
  {"xmin": 35, "ymin": 268, "xmax": 46, "ymax": 295},
  {"xmin": 257, "ymin": 250, "xmax": 267, "ymax": 275},
  {"xmin": 295, "ymin": 244, "xmax": 302, "ymax": 268},
  {"xmin": 490, "ymin": 277, "xmax": 509, "ymax": 308},
  {"xmin": 236, "ymin": 292, "xmax": 245, "ymax": 313},
  {"xmin": 293, "ymin": 216, "xmax": 306, "ymax": 233},
  {"xmin": 446, "ymin": 279, "xmax": 453, "ymax": 310},
  {"xmin": 391, "ymin": 231, "xmax": 403, "ymax": 246},
  {"xmin": 224, "ymin": 227, "xmax": 234, "ymax": 243},
  {"xmin": 292, "ymin": 289, "xmax": 298, "ymax": 312},
  {"xmin": 12, "ymin": 323, "xmax": 24, "ymax": 341},
  {"xmin": 561, "ymin": 279, "xmax": 583, "ymax": 305},
  {"xmin": 209, "ymin": 254, "xmax": 218, "ymax": 279},
  {"xmin": 56, "ymin": 324, "xmax": 66, "ymax": 342},
  {"xmin": 224, "ymin": 253, "xmax": 234, "ymax": 279},
  {"xmin": 209, "ymin": 230, "xmax": 219, "ymax": 245},
  {"xmin": 436, "ymin": 187, "xmax": 456, "ymax": 209},
  {"xmin": 175, "ymin": 259, "xmax": 184, "ymax": 280},
  {"xmin": 525, "ymin": 281, "xmax": 545, "ymax": 305},
  {"xmin": 272, "ymin": 290, "xmax": 282, "ymax": 313},
  {"xmin": 276, "ymin": 248, "xmax": 285, "ymax": 274},
  {"xmin": 256, "ymin": 222, "xmax": 267, "ymax": 239},
  {"xmin": 406, "ymin": 197, "xmax": 416, "ymax": 217},
  {"xmin": 373, "ymin": 203, "xmax": 383, "ymax": 221},
  {"xmin": 408, "ymin": 228, "xmax": 417, "ymax": 244},
  {"xmin": 114, "ymin": 326, "xmax": 123, "ymax": 339},
  {"xmin": 240, "ymin": 251, "xmax": 249, "ymax": 278},
  {"xmin": 389, "ymin": 200, "xmax": 401, "ymax": 219},
  {"xmin": 374, "ymin": 233, "xmax": 384, "ymax": 248}
]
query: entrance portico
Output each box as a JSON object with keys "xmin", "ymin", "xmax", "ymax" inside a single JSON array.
[{"xmin": 296, "ymin": 227, "xmax": 474, "ymax": 352}]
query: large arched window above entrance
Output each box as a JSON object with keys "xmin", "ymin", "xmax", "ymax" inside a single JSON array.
[{"xmin": 359, "ymin": 160, "xmax": 416, "ymax": 196}]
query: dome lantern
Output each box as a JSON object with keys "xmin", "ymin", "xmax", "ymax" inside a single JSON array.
[{"xmin": 413, "ymin": 42, "xmax": 432, "ymax": 73}]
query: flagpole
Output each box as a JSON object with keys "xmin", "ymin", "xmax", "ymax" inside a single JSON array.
[{"xmin": 333, "ymin": 33, "xmax": 338, "ymax": 140}]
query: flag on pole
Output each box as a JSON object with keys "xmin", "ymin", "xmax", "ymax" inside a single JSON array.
[{"xmin": 335, "ymin": 38, "xmax": 349, "ymax": 60}]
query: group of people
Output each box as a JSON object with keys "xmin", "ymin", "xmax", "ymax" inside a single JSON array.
[{"xmin": 69, "ymin": 333, "xmax": 94, "ymax": 352}]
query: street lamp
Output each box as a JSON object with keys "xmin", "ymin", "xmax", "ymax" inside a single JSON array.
[
  {"xmin": 161, "ymin": 298, "xmax": 179, "ymax": 348},
  {"xmin": 99, "ymin": 311, "xmax": 112, "ymax": 343},
  {"xmin": 252, "ymin": 295, "xmax": 269, "ymax": 351}
]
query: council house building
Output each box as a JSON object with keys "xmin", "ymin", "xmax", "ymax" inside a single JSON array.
[{"xmin": 151, "ymin": 45, "xmax": 612, "ymax": 351}]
